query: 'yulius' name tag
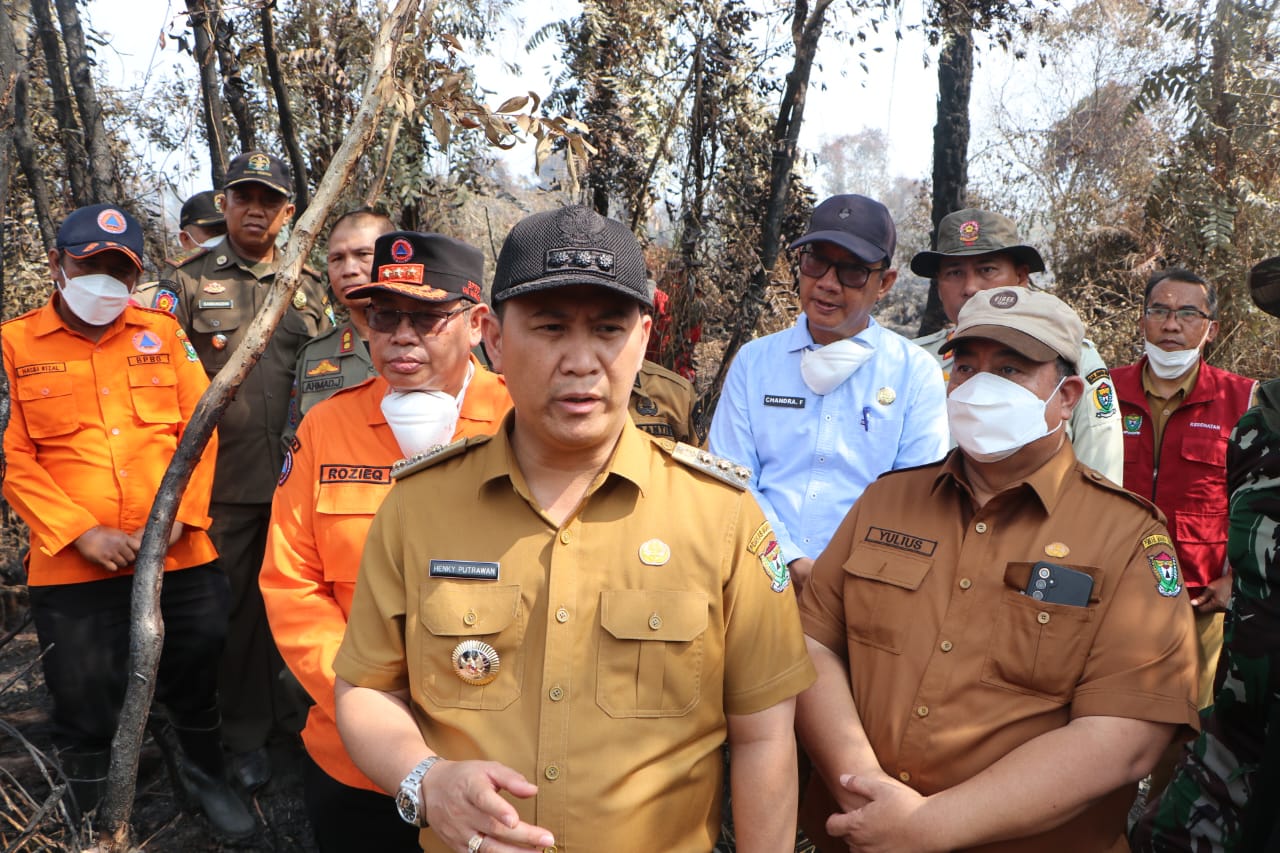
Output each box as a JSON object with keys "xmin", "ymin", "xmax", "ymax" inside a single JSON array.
[{"xmin": 429, "ymin": 560, "xmax": 500, "ymax": 580}]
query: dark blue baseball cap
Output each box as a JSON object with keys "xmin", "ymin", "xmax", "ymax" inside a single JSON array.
[
  {"xmin": 790, "ymin": 194, "xmax": 896, "ymax": 265},
  {"xmin": 56, "ymin": 203, "xmax": 144, "ymax": 271}
]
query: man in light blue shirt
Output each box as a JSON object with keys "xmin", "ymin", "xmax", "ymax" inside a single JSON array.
[{"xmin": 709, "ymin": 194, "xmax": 948, "ymax": 588}]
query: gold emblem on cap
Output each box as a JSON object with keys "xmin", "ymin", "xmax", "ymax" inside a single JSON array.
[
  {"xmin": 452, "ymin": 640, "xmax": 499, "ymax": 686},
  {"xmin": 202, "ymin": 281, "xmax": 226, "ymax": 294},
  {"xmin": 876, "ymin": 387, "xmax": 896, "ymax": 405},
  {"xmin": 211, "ymin": 333, "xmax": 228, "ymax": 350},
  {"xmin": 1045, "ymin": 542, "xmax": 1070, "ymax": 558},
  {"xmin": 638, "ymin": 538, "xmax": 671, "ymax": 566},
  {"xmin": 292, "ymin": 290, "xmax": 307, "ymax": 309}
]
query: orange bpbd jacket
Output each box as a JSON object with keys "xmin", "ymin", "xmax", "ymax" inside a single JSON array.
[
  {"xmin": 260, "ymin": 362, "xmax": 510, "ymax": 790},
  {"xmin": 2, "ymin": 300, "xmax": 218, "ymax": 586}
]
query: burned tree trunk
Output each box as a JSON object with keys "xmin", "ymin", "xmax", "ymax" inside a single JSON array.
[
  {"xmin": 214, "ymin": 13, "xmax": 256, "ymax": 153},
  {"xmin": 30, "ymin": 0, "xmax": 89, "ymax": 204},
  {"xmin": 262, "ymin": 1, "xmax": 311, "ymax": 215},
  {"xmin": 53, "ymin": 0, "xmax": 118, "ymax": 202},
  {"xmin": 2, "ymin": 3, "xmax": 55, "ymax": 251},
  {"xmin": 185, "ymin": 0, "xmax": 229, "ymax": 188},
  {"xmin": 95, "ymin": 1, "xmax": 424, "ymax": 847}
]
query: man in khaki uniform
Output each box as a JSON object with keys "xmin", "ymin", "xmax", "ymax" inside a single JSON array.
[
  {"xmin": 796, "ymin": 288, "xmax": 1199, "ymax": 853},
  {"xmin": 284, "ymin": 209, "xmax": 394, "ymax": 445},
  {"xmin": 333, "ymin": 205, "xmax": 815, "ymax": 853},
  {"xmin": 911, "ymin": 208, "xmax": 1123, "ymax": 483},
  {"xmin": 629, "ymin": 358, "xmax": 703, "ymax": 445},
  {"xmin": 164, "ymin": 150, "xmax": 333, "ymax": 790}
]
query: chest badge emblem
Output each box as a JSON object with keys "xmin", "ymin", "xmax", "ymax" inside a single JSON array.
[
  {"xmin": 452, "ymin": 640, "xmax": 500, "ymax": 685},
  {"xmin": 638, "ymin": 538, "xmax": 671, "ymax": 566}
]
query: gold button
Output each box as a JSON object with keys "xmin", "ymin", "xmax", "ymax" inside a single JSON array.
[
  {"xmin": 463, "ymin": 610, "xmax": 477, "ymax": 626},
  {"xmin": 898, "ymin": 771, "xmax": 911, "ymax": 783},
  {"xmin": 555, "ymin": 607, "xmax": 569, "ymax": 624},
  {"xmin": 975, "ymin": 522, "xmax": 988, "ymax": 533},
  {"xmin": 544, "ymin": 765, "xmax": 560, "ymax": 781},
  {"xmin": 549, "ymin": 686, "xmax": 564, "ymax": 701},
  {"xmin": 648, "ymin": 613, "xmax": 663, "ymax": 630},
  {"xmin": 1038, "ymin": 611, "xmax": 1051, "ymax": 624},
  {"xmin": 559, "ymin": 530, "xmax": 571, "ymax": 545},
  {"xmin": 940, "ymin": 640, "xmax": 953, "ymax": 652},
  {"xmin": 916, "ymin": 705, "xmax": 929, "ymax": 717},
  {"xmin": 959, "ymin": 578, "xmax": 972, "ymax": 590}
]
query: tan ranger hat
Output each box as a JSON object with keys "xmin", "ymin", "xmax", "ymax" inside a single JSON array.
[
  {"xmin": 911, "ymin": 208, "xmax": 1046, "ymax": 278},
  {"xmin": 940, "ymin": 287, "xmax": 1084, "ymax": 366}
]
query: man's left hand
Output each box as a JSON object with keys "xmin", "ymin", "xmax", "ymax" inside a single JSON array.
[
  {"xmin": 1190, "ymin": 572, "xmax": 1232, "ymax": 613},
  {"xmin": 826, "ymin": 773, "xmax": 944, "ymax": 853}
]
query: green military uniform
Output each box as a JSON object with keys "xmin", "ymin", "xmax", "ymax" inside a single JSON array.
[
  {"xmin": 629, "ymin": 358, "xmax": 705, "ymax": 446},
  {"xmin": 914, "ymin": 327, "xmax": 1122, "ymax": 484},
  {"xmin": 1130, "ymin": 378, "xmax": 1280, "ymax": 852},
  {"xmin": 283, "ymin": 319, "xmax": 375, "ymax": 447},
  {"xmin": 165, "ymin": 242, "xmax": 332, "ymax": 755}
]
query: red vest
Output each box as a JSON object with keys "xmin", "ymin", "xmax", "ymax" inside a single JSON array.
[{"xmin": 1113, "ymin": 358, "xmax": 1254, "ymax": 596}]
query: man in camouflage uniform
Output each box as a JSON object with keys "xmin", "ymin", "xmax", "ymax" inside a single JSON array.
[
  {"xmin": 161, "ymin": 150, "xmax": 332, "ymax": 790},
  {"xmin": 1130, "ymin": 257, "xmax": 1280, "ymax": 852}
]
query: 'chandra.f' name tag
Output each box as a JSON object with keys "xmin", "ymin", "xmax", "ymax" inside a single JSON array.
[
  {"xmin": 763, "ymin": 394, "xmax": 805, "ymax": 408},
  {"xmin": 429, "ymin": 560, "xmax": 500, "ymax": 580}
]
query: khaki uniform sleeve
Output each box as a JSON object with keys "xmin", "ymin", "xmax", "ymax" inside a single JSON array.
[
  {"xmin": 1069, "ymin": 342, "xmax": 1124, "ymax": 484},
  {"xmin": 722, "ymin": 492, "xmax": 816, "ymax": 715},
  {"xmin": 1071, "ymin": 522, "xmax": 1200, "ymax": 726},
  {"xmin": 333, "ymin": 483, "xmax": 411, "ymax": 692}
]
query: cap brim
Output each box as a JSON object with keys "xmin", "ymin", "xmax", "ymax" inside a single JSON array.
[
  {"xmin": 346, "ymin": 281, "xmax": 473, "ymax": 303},
  {"xmin": 224, "ymin": 176, "xmax": 292, "ymax": 197},
  {"xmin": 790, "ymin": 231, "xmax": 890, "ymax": 265},
  {"xmin": 182, "ymin": 215, "xmax": 225, "ymax": 229},
  {"xmin": 63, "ymin": 242, "xmax": 143, "ymax": 271},
  {"xmin": 493, "ymin": 272, "xmax": 653, "ymax": 308},
  {"xmin": 1248, "ymin": 256, "xmax": 1280, "ymax": 319},
  {"xmin": 940, "ymin": 324, "xmax": 1060, "ymax": 363},
  {"xmin": 909, "ymin": 245, "xmax": 1046, "ymax": 278}
]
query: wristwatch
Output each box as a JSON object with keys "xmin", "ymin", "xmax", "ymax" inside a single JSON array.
[{"xmin": 396, "ymin": 756, "xmax": 442, "ymax": 826}]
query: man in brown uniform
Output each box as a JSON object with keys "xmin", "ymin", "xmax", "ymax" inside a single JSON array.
[
  {"xmin": 333, "ymin": 205, "xmax": 815, "ymax": 853},
  {"xmin": 164, "ymin": 150, "xmax": 333, "ymax": 790},
  {"xmin": 796, "ymin": 288, "xmax": 1199, "ymax": 853}
]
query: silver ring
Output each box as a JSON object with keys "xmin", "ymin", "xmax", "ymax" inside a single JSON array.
[{"xmin": 467, "ymin": 834, "xmax": 484, "ymax": 853}]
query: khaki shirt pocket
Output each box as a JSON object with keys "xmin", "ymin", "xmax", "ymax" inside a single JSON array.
[
  {"xmin": 981, "ymin": 562, "xmax": 1101, "ymax": 701},
  {"xmin": 418, "ymin": 583, "xmax": 525, "ymax": 710},
  {"xmin": 127, "ymin": 363, "xmax": 181, "ymax": 424},
  {"xmin": 17, "ymin": 373, "xmax": 77, "ymax": 438},
  {"xmin": 597, "ymin": 589, "xmax": 708, "ymax": 718},
  {"xmin": 843, "ymin": 552, "xmax": 932, "ymax": 654},
  {"xmin": 190, "ymin": 306, "xmax": 242, "ymax": 372}
]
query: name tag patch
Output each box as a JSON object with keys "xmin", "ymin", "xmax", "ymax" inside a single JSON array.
[
  {"xmin": 865, "ymin": 526, "xmax": 938, "ymax": 557},
  {"xmin": 302, "ymin": 376, "xmax": 345, "ymax": 394},
  {"xmin": 16, "ymin": 362, "xmax": 65, "ymax": 377},
  {"xmin": 128, "ymin": 354, "xmax": 171, "ymax": 366},
  {"xmin": 198, "ymin": 299, "xmax": 234, "ymax": 309},
  {"xmin": 319, "ymin": 464, "xmax": 391, "ymax": 484},
  {"xmin": 430, "ymin": 560, "xmax": 500, "ymax": 580},
  {"xmin": 763, "ymin": 394, "xmax": 805, "ymax": 408}
]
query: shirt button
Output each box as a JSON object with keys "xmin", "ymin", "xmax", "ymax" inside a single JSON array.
[
  {"xmin": 151, "ymin": 376, "xmax": 160, "ymax": 385},
  {"xmin": 818, "ymin": 456, "xmax": 825, "ymax": 463},
  {"xmin": 102, "ymin": 387, "xmax": 110, "ymax": 395},
  {"xmin": 958, "ymin": 578, "xmax": 972, "ymax": 590},
  {"xmin": 119, "ymin": 469, "xmax": 128, "ymax": 477},
  {"xmin": 648, "ymin": 613, "xmax": 663, "ymax": 630},
  {"xmin": 555, "ymin": 607, "xmax": 569, "ymax": 623},
  {"xmin": 1038, "ymin": 611, "xmax": 1051, "ymax": 624},
  {"xmin": 544, "ymin": 765, "xmax": 560, "ymax": 781},
  {"xmin": 210, "ymin": 319, "xmax": 221, "ymax": 327},
  {"xmin": 898, "ymin": 771, "xmax": 911, "ymax": 783},
  {"xmin": 940, "ymin": 640, "xmax": 953, "ymax": 652},
  {"xmin": 111, "ymin": 428, "xmax": 120, "ymax": 436},
  {"xmin": 41, "ymin": 388, "xmax": 50, "ymax": 396},
  {"xmin": 548, "ymin": 686, "xmax": 564, "ymax": 702},
  {"xmin": 559, "ymin": 530, "xmax": 571, "ymax": 545},
  {"xmin": 463, "ymin": 610, "xmax": 477, "ymax": 626},
  {"xmin": 916, "ymin": 705, "xmax": 929, "ymax": 717},
  {"xmin": 975, "ymin": 522, "xmax": 988, "ymax": 533}
]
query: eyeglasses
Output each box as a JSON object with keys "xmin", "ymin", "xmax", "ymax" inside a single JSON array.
[
  {"xmin": 1143, "ymin": 306, "xmax": 1212, "ymax": 324},
  {"xmin": 797, "ymin": 248, "xmax": 886, "ymax": 289},
  {"xmin": 366, "ymin": 304, "xmax": 470, "ymax": 335}
]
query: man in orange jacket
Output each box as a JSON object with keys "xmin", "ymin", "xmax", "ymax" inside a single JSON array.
[
  {"xmin": 260, "ymin": 230, "xmax": 511, "ymax": 851},
  {"xmin": 2, "ymin": 204, "xmax": 253, "ymax": 837}
]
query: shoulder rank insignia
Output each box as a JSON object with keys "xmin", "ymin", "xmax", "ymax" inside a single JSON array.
[
  {"xmin": 168, "ymin": 246, "xmax": 210, "ymax": 268},
  {"xmin": 670, "ymin": 442, "xmax": 751, "ymax": 489},
  {"xmin": 391, "ymin": 434, "xmax": 492, "ymax": 479}
]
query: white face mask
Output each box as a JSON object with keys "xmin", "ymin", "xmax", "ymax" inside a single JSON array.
[
  {"xmin": 947, "ymin": 372, "xmax": 1065, "ymax": 463},
  {"xmin": 1144, "ymin": 325, "xmax": 1210, "ymax": 380},
  {"xmin": 800, "ymin": 338, "xmax": 874, "ymax": 395},
  {"xmin": 57, "ymin": 269, "xmax": 132, "ymax": 326},
  {"xmin": 198, "ymin": 234, "xmax": 225, "ymax": 249},
  {"xmin": 381, "ymin": 389, "xmax": 459, "ymax": 458}
]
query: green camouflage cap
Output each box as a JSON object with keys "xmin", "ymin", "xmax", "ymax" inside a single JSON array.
[{"xmin": 910, "ymin": 208, "xmax": 1045, "ymax": 278}]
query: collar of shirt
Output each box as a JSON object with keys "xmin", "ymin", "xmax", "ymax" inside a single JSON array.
[
  {"xmin": 785, "ymin": 314, "xmax": 882, "ymax": 354},
  {"xmin": 1140, "ymin": 355, "xmax": 1201, "ymax": 403},
  {"xmin": 932, "ymin": 440, "xmax": 1079, "ymax": 516},
  {"xmin": 34, "ymin": 297, "xmax": 145, "ymax": 339}
]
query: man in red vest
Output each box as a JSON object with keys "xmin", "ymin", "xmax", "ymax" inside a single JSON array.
[{"xmin": 1113, "ymin": 268, "xmax": 1257, "ymax": 709}]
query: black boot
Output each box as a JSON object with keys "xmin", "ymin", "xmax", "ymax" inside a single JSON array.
[
  {"xmin": 167, "ymin": 715, "xmax": 256, "ymax": 840},
  {"xmin": 58, "ymin": 747, "xmax": 110, "ymax": 823}
]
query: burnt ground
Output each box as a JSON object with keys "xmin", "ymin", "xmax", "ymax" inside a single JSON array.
[{"xmin": 1, "ymin": 604, "xmax": 318, "ymax": 853}]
